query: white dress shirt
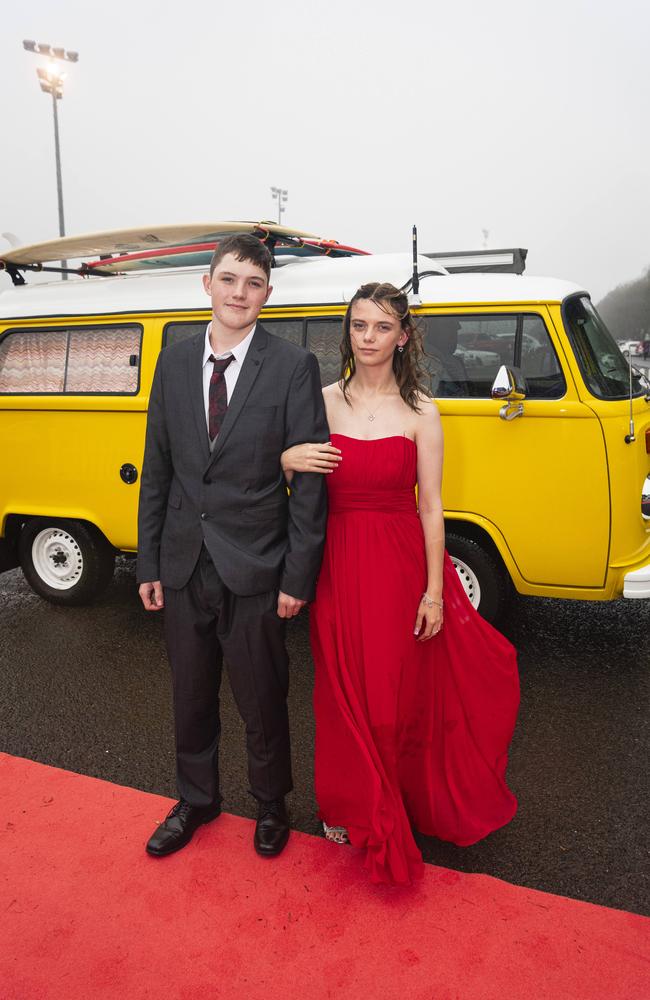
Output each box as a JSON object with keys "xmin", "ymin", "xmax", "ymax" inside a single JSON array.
[{"xmin": 202, "ymin": 322, "xmax": 256, "ymax": 437}]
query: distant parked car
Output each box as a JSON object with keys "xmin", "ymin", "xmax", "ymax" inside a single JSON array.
[
  {"xmin": 618, "ymin": 340, "xmax": 643, "ymax": 357},
  {"xmin": 455, "ymin": 345, "xmax": 500, "ymax": 366}
]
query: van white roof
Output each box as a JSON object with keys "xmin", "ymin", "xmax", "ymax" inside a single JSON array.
[{"xmin": 0, "ymin": 252, "xmax": 586, "ymax": 320}]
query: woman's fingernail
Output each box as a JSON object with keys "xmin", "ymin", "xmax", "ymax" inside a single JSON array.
[{"xmin": 414, "ymin": 628, "xmax": 419, "ymax": 635}]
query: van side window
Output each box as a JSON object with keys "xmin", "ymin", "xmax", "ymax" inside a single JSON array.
[
  {"xmin": 164, "ymin": 322, "xmax": 205, "ymax": 348},
  {"xmin": 0, "ymin": 326, "xmax": 142, "ymax": 395},
  {"xmin": 263, "ymin": 319, "xmax": 304, "ymax": 346},
  {"xmin": 0, "ymin": 329, "xmax": 68, "ymax": 393},
  {"xmin": 306, "ymin": 319, "xmax": 342, "ymax": 387},
  {"xmin": 520, "ymin": 315, "xmax": 565, "ymax": 398},
  {"xmin": 420, "ymin": 314, "xmax": 565, "ymax": 399}
]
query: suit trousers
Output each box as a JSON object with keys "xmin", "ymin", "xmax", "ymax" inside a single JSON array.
[{"xmin": 163, "ymin": 545, "xmax": 292, "ymax": 808}]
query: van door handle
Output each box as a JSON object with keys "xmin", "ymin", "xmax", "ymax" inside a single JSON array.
[{"xmin": 499, "ymin": 402, "xmax": 524, "ymax": 421}]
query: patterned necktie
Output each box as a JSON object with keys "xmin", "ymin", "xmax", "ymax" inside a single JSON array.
[{"xmin": 208, "ymin": 354, "xmax": 234, "ymax": 440}]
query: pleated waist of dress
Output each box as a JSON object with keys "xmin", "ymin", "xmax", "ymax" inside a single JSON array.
[{"xmin": 328, "ymin": 489, "xmax": 418, "ymax": 515}]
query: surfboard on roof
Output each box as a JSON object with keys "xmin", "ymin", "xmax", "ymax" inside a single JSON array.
[{"xmin": 0, "ymin": 221, "xmax": 361, "ymax": 268}]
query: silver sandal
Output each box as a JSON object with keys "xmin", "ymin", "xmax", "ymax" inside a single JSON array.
[{"xmin": 323, "ymin": 820, "xmax": 349, "ymax": 844}]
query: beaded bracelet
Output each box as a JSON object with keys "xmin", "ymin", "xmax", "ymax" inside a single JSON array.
[{"xmin": 421, "ymin": 593, "xmax": 443, "ymax": 609}]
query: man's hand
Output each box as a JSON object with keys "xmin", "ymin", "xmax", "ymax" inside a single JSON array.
[
  {"xmin": 277, "ymin": 591, "xmax": 305, "ymax": 619},
  {"xmin": 139, "ymin": 581, "xmax": 164, "ymax": 611}
]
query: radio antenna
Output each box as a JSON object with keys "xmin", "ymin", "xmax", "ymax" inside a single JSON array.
[{"xmin": 412, "ymin": 225, "xmax": 420, "ymax": 295}]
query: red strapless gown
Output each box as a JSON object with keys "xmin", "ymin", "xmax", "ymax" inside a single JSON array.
[{"xmin": 310, "ymin": 434, "xmax": 519, "ymax": 886}]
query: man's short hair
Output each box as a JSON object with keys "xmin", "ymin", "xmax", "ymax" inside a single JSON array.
[{"xmin": 209, "ymin": 234, "xmax": 273, "ymax": 281}]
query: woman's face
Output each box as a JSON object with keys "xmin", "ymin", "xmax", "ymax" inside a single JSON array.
[{"xmin": 349, "ymin": 299, "xmax": 409, "ymax": 367}]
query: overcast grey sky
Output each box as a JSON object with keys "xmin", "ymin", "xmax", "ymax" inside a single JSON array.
[{"xmin": 1, "ymin": 0, "xmax": 648, "ymax": 300}]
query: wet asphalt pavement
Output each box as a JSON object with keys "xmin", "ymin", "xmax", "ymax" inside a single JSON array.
[{"xmin": 1, "ymin": 559, "xmax": 648, "ymax": 916}]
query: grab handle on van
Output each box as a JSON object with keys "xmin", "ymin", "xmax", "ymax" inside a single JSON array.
[{"xmin": 491, "ymin": 365, "xmax": 526, "ymax": 421}]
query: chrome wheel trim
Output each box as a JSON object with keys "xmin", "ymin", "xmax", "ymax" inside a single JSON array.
[
  {"xmin": 450, "ymin": 556, "xmax": 481, "ymax": 609},
  {"xmin": 31, "ymin": 527, "xmax": 84, "ymax": 590}
]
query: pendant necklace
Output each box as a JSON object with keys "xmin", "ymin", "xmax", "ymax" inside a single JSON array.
[{"xmin": 356, "ymin": 393, "xmax": 388, "ymax": 422}]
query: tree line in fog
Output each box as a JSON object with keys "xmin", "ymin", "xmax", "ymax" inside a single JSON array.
[{"xmin": 597, "ymin": 267, "xmax": 650, "ymax": 341}]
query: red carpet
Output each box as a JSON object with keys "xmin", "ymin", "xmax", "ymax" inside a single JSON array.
[{"xmin": 1, "ymin": 753, "xmax": 648, "ymax": 1000}]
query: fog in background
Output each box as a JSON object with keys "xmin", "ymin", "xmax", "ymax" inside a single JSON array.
[{"xmin": 1, "ymin": 0, "xmax": 648, "ymax": 301}]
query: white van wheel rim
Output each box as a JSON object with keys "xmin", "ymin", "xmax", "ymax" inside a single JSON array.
[
  {"xmin": 451, "ymin": 556, "xmax": 481, "ymax": 609},
  {"xmin": 32, "ymin": 528, "xmax": 83, "ymax": 590}
]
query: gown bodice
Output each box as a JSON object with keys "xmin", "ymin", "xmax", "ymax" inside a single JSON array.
[{"xmin": 327, "ymin": 434, "xmax": 417, "ymax": 515}]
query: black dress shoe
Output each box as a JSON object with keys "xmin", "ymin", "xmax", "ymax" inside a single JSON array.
[
  {"xmin": 254, "ymin": 798, "xmax": 290, "ymax": 858},
  {"xmin": 146, "ymin": 799, "xmax": 221, "ymax": 857}
]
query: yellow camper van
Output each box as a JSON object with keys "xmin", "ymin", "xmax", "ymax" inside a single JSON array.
[{"xmin": 1, "ymin": 226, "xmax": 649, "ymax": 622}]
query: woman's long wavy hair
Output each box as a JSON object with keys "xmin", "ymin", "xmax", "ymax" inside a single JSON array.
[{"xmin": 339, "ymin": 282, "xmax": 430, "ymax": 412}]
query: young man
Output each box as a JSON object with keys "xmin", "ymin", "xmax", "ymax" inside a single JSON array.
[{"xmin": 137, "ymin": 234, "xmax": 328, "ymax": 859}]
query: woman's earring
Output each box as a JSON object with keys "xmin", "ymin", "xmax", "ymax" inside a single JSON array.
[{"xmin": 398, "ymin": 345, "xmax": 404, "ymax": 353}]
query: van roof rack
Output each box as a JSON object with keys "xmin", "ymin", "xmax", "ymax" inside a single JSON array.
[{"xmin": 423, "ymin": 248, "xmax": 527, "ymax": 275}]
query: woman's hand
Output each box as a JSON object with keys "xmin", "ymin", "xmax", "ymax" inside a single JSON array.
[
  {"xmin": 281, "ymin": 442, "xmax": 342, "ymax": 475},
  {"xmin": 414, "ymin": 595, "xmax": 443, "ymax": 641}
]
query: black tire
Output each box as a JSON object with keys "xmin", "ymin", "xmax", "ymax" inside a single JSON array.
[
  {"xmin": 18, "ymin": 518, "xmax": 115, "ymax": 606},
  {"xmin": 445, "ymin": 531, "xmax": 510, "ymax": 624}
]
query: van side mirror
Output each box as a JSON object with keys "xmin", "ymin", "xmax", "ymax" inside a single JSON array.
[{"xmin": 491, "ymin": 365, "xmax": 527, "ymax": 420}]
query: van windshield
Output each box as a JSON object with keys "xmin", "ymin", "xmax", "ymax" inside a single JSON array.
[{"xmin": 563, "ymin": 295, "xmax": 646, "ymax": 400}]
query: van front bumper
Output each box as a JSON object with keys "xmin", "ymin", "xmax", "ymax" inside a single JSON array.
[{"xmin": 623, "ymin": 562, "xmax": 650, "ymax": 599}]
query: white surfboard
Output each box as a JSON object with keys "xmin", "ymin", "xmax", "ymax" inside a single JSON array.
[{"xmin": 0, "ymin": 222, "xmax": 320, "ymax": 266}]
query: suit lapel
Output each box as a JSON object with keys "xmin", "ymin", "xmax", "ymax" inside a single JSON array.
[
  {"xmin": 188, "ymin": 332, "xmax": 212, "ymax": 462},
  {"xmin": 206, "ymin": 324, "xmax": 269, "ymax": 467}
]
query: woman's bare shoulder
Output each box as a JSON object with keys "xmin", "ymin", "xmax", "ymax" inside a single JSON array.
[
  {"xmin": 416, "ymin": 391, "xmax": 439, "ymax": 413},
  {"xmin": 414, "ymin": 393, "xmax": 442, "ymax": 433},
  {"xmin": 323, "ymin": 381, "xmax": 345, "ymax": 402}
]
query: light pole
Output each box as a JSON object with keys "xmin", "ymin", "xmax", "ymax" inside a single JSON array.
[
  {"xmin": 270, "ymin": 186, "xmax": 288, "ymax": 225},
  {"xmin": 23, "ymin": 40, "xmax": 79, "ymax": 278}
]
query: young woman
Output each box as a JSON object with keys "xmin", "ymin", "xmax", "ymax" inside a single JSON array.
[{"xmin": 282, "ymin": 283, "xmax": 519, "ymax": 885}]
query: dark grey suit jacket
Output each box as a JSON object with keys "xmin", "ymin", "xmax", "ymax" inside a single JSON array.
[{"xmin": 137, "ymin": 324, "xmax": 329, "ymax": 600}]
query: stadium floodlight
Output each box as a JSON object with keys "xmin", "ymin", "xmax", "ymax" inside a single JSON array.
[
  {"xmin": 22, "ymin": 40, "xmax": 79, "ymax": 278},
  {"xmin": 270, "ymin": 186, "xmax": 288, "ymax": 224},
  {"xmin": 37, "ymin": 64, "xmax": 66, "ymax": 98},
  {"xmin": 22, "ymin": 40, "xmax": 79, "ymax": 62}
]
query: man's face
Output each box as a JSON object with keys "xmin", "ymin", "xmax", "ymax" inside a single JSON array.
[{"xmin": 202, "ymin": 253, "xmax": 272, "ymax": 331}]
